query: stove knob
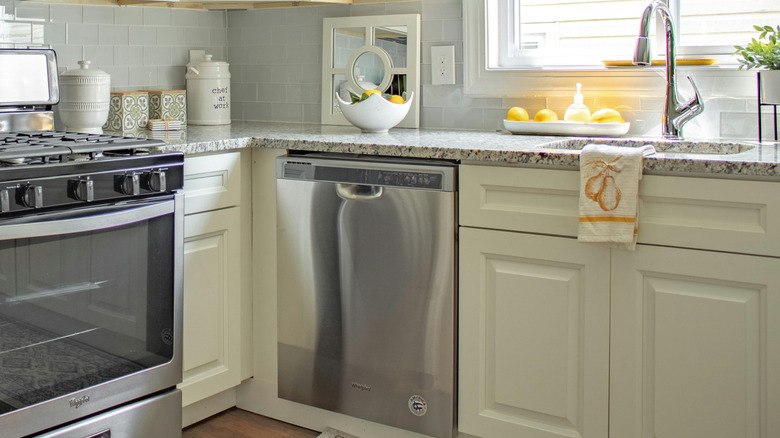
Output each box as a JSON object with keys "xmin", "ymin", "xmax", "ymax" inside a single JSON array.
[
  {"xmin": 18, "ymin": 184, "xmax": 43, "ymax": 208},
  {"xmin": 115, "ymin": 173, "xmax": 140, "ymax": 195},
  {"xmin": 68, "ymin": 178, "xmax": 94, "ymax": 202},
  {"xmin": 0, "ymin": 189, "xmax": 9, "ymax": 212},
  {"xmin": 143, "ymin": 170, "xmax": 167, "ymax": 192}
]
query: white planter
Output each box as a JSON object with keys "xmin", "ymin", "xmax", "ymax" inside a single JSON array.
[{"xmin": 759, "ymin": 70, "xmax": 780, "ymax": 105}]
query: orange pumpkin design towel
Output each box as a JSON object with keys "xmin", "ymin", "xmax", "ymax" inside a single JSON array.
[{"xmin": 578, "ymin": 144, "xmax": 656, "ymax": 250}]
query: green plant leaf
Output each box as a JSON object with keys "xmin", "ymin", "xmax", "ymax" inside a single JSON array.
[{"xmin": 348, "ymin": 91, "xmax": 361, "ymax": 103}]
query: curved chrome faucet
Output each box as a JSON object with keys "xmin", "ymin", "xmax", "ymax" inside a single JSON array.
[{"xmin": 633, "ymin": 0, "xmax": 703, "ymax": 139}]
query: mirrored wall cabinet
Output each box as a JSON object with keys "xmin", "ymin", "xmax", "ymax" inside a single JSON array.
[{"xmin": 321, "ymin": 14, "xmax": 421, "ymax": 128}]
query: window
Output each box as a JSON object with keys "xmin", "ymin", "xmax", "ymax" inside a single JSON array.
[{"xmin": 489, "ymin": 0, "xmax": 780, "ymax": 69}]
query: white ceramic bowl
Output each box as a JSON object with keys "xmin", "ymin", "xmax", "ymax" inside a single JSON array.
[{"xmin": 335, "ymin": 92, "xmax": 414, "ymax": 133}]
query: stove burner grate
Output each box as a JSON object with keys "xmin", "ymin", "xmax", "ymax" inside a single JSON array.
[{"xmin": 0, "ymin": 131, "xmax": 163, "ymax": 165}]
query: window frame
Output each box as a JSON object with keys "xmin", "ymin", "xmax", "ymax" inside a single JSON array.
[{"xmin": 463, "ymin": 0, "xmax": 746, "ymax": 98}]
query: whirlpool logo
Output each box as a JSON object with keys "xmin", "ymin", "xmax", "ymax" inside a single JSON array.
[
  {"xmin": 69, "ymin": 395, "xmax": 90, "ymax": 409},
  {"xmin": 350, "ymin": 382, "xmax": 372, "ymax": 392}
]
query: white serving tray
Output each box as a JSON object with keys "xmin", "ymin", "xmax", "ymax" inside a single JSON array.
[{"xmin": 503, "ymin": 119, "xmax": 630, "ymax": 137}]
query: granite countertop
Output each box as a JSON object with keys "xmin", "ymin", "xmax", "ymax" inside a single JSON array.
[{"xmin": 129, "ymin": 121, "xmax": 780, "ymax": 181}]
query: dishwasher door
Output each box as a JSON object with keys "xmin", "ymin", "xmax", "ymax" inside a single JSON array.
[{"xmin": 276, "ymin": 155, "xmax": 456, "ymax": 438}]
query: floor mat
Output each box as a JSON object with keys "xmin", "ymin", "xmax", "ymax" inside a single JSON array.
[{"xmin": 0, "ymin": 314, "xmax": 143, "ymax": 409}]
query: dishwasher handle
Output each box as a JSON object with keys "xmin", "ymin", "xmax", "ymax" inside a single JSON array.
[{"xmin": 336, "ymin": 183, "xmax": 384, "ymax": 201}]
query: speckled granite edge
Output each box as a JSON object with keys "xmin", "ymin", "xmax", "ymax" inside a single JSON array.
[{"xmin": 137, "ymin": 122, "xmax": 780, "ymax": 181}]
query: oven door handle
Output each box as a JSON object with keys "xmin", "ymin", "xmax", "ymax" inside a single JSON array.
[{"xmin": 0, "ymin": 201, "xmax": 174, "ymax": 240}]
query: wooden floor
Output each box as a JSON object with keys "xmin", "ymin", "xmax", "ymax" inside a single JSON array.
[{"xmin": 182, "ymin": 408, "xmax": 320, "ymax": 438}]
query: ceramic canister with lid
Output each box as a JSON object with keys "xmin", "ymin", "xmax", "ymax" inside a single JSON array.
[
  {"xmin": 185, "ymin": 54, "xmax": 231, "ymax": 125},
  {"xmin": 58, "ymin": 60, "xmax": 111, "ymax": 134}
]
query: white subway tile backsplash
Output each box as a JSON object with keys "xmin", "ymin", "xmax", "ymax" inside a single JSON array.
[
  {"xmin": 170, "ymin": 9, "xmax": 200, "ymax": 27},
  {"xmin": 199, "ymin": 10, "xmax": 225, "ymax": 28},
  {"xmin": 272, "ymin": 102, "xmax": 303, "ymax": 122},
  {"xmin": 0, "ymin": 0, "xmax": 762, "ymax": 132},
  {"xmin": 83, "ymin": 6, "xmax": 113, "ymax": 25},
  {"xmin": 258, "ymin": 83, "xmax": 288, "ymax": 102},
  {"xmin": 184, "ymin": 27, "xmax": 210, "ymax": 47},
  {"xmin": 99, "ymin": 24, "xmax": 129, "ymax": 46},
  {"xmin": 157, "ymin": 26, "xmax": 185, "ymax": 46},
  {"xmin": 43, "ymin": 22, "xmax": 66, "ymax": 45},
  {"xmin": 50, "ymin": 4, "xmax": 82, "ymax": 23},
  {"xmin": 102, "ymin": 66, "xmax": 129, "ymax": 89},
  {"xmin": 127, "ymin": 65, "xmax": 156, "ymax": 87},
  {"xmin": 286, "ymin": 44, "xmax": 319, "ymax": 65},
  {"xmin": 157, "ymin": 65, "xmax": 185, "ymax": 87},
  {"xmin": 385, "ymin": 1, "xmax": 422, "ymax": 15},
  {"xmin": 15, "ymin": 3, "xmax": 48, "ymax": 22},
  {"xmin": 114, "ymin": 45, "xmax": 143, "ymax": 66},
  {"xmin": 441, "ymin": 107, "xmax": 485, "ymax": 130},
  {"xmin": 114, "ymin": 7, "xmax": 143, "ymax": 26},
  {"xmin": 130, "ymin": 26, "xmax": 156, "ymax": 46},
  {"xmin": 144, "ymin": 8, "xmax": 171, "ymax": 26},
  {"xmin": 67, "ymin": 23, "xmax": 97, "ymax": 45},
  {"xmin": 83, "ymin": 45, "xmax": 114, "ymax": 66},
  {"xmin": 441, "ymin": 19, "xmax": 462, "ymax": 41},
  {"xmin": 51, "ymin": 44, "xmax": 82, "ymax": 68},
  {"xmin": 421, "ymin": 1, "xmax": 462, "ymax": 20},
  {"xmin": 144, "ymin": 46, "xmax": 170, "ymax": 65},
  {"xmin": 210, "ymin": 28, "xmax": 226, "ymax": 47}
]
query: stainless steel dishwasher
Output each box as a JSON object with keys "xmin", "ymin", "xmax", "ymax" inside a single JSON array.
[{"xmin": 276, "ymin": 154, "xmax": 456, "ymax": 438}]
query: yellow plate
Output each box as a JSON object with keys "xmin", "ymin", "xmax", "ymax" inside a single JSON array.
[{"xmin": 602, "ymin": 59, "xmax": 716, "ymax": 66}]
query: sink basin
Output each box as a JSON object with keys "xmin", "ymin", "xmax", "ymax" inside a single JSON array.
[{"xmin": 545, "ymin": 139, "xmax": 754, "ymax": 155}]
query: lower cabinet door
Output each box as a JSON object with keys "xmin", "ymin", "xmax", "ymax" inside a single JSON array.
[
  {"xmin": 610, "ymin": 245, "xmax": 780, "ymax": 438},
  {"xmin": 179, "ymin": 207, "xmax": 242, "ymax": 406},
  {"xmin": 459, "ymin": 227, "xmax": 610, "ymax": 438}
]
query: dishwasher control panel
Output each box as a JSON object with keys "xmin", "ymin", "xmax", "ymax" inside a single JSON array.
[{"xmin": 278, "ymin": 156, "xmax": 455, "ymax": 191}]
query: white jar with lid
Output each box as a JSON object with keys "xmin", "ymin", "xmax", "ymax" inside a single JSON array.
[
  {"xmin": 185, "ymin": 54, "xmax": 231, "ymax": 125},
  {"xmin": 58, "ymin": 60, "xmax": 111, "ymax": 133}
]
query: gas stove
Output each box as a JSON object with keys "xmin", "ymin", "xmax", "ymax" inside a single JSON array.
[{"xmin": 0, "ymin": 49, "xmax": 183, "ymax": 218}]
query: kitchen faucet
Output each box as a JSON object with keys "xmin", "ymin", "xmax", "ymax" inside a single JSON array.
[{"xmin": 633, "ymin": 0, "xmax": 703, "ymax": 139}]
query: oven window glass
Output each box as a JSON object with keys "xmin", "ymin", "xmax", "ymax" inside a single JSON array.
[{"xmin": 0, "ymin": 213, "xmax": 174, "ymax": 415}]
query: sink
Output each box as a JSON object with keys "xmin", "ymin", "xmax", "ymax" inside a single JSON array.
[{"xmin": 544, "ymin": 139, "xmax": 754, "ymax": 155}]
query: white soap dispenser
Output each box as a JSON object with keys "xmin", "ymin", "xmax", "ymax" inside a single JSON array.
[{"xmin": 564, "ymin": 83, "xmax": 591, "ymax": 122}]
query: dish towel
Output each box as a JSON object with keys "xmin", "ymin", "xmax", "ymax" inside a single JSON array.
[{"xmin": 578, "ymin": 144, "xmax": 656, "ymax": 250}]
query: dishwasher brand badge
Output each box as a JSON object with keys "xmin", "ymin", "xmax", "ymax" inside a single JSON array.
[{"xmin": 408, "ymin": 395, "xmax": 427, "ymax": 416}]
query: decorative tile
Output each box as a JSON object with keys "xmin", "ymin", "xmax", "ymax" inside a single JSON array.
[
  {"xmin": 146, "ymin": 89, "xmax": 186, "ymax": 124},
  {"xmin": 104, "ymin": 91, "xmax": 148, "ymax": 131}
]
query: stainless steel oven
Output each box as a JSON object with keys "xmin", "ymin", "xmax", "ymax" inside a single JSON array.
[
  {"xmin": 1, "ymin": 193, "xmax": 183, "ymax": 438},
  {"xmin": 0, "ymin": 48, "xmax": 184, "ymax": 438}
]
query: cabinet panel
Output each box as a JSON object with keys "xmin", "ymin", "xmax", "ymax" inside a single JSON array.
[
  {"xmin": 179, "ymin": 207, "xmax": 241, "ymax": 407},
  {"xmin": 183, "ymin": 151, "xmax": 241, "ymax": 215},
  {"xmin": 460, "ymin": 164, "xmax": 780, "ymax": 257},
  {"xmin": 611, "ymin": 245, "xmax": 780, "ymax": 438},
  {"xmin": 459, "ymin": 228, "xmax": 609, "ymax": 438}
]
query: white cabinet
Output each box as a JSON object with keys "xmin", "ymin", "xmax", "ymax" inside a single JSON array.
[
  {"xmin": 459, "ymin": 228, "xmax": 610, "ymax": 438},
  {"xmin": 181, "ymin": 207, "xmax": 241, "ymax": 406},
  {"xmin": 610, "ymin": 245, "xmax": 780, "ymax": 438},
  {"xmin": 459, "ymin": 163, "xmax": 780, "ymax": 438},
  {"xmin": 179, "ymin": 151, "xmax": 246, "ymax": 413}
]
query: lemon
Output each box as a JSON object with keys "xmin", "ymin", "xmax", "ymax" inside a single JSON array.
[
  {"xmin": 534, "ymin": 108, "xmax": 559, "ymax": 122},
  {"xmin": 589, "ymin": 108, "xmax": 624, "ymax": 123},
  {"xmin": 389, "ymin": 95, "xmax": 405, "ymax": 104},
  {"xmin": 506, "ymin": 106, "xmax": 530, "ymax": 122},
  {"xmin": 360, "ymin": 89, "xmax": 382, "ymax": 101}
]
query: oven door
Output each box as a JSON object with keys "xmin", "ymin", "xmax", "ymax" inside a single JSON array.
[{"xmin": 0, "ymin": 193, "xmax": 183, "ymax": 438}]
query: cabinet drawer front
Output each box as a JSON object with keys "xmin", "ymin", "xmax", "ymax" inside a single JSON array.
[
  {"xmin": 183, "ymin": 151, "xmax": 242, "ymax": 215},
  {"xmin": 460, "ymin": 164, "xmax": 780, "ymax": 256},
  {"xmin": 459, "ymin": 164, "xmax": 580, "ymax": 236}
]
